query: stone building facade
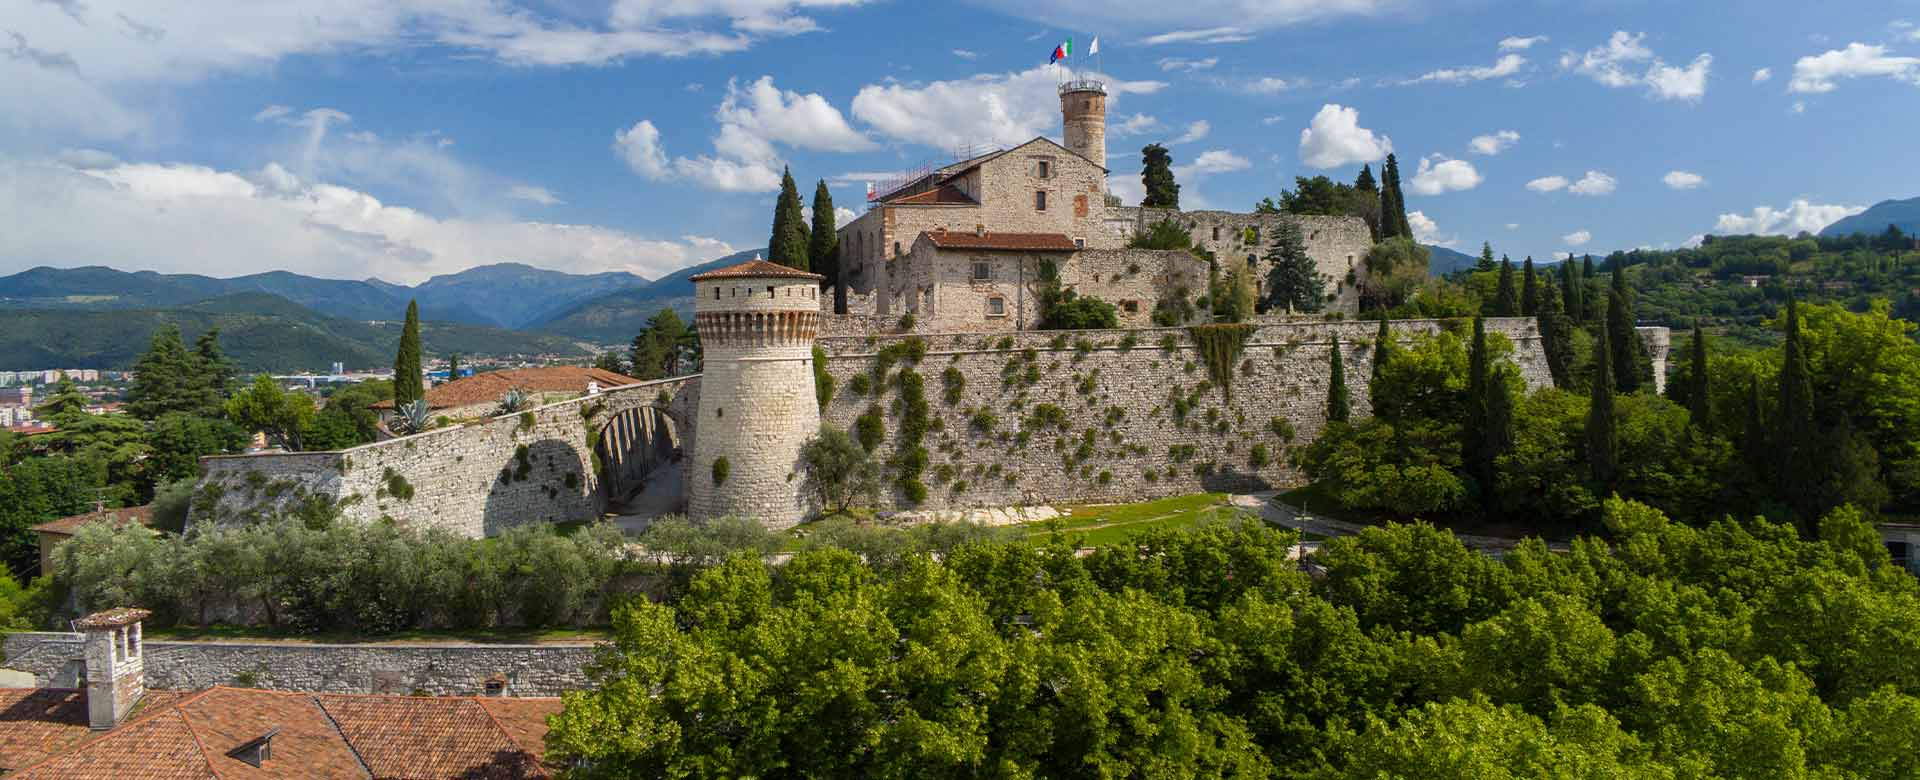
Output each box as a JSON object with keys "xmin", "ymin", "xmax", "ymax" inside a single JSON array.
[
  {"xmin": 1107, "ymin": 207, "xmax": 1377, "ymax": 312},
  {"xmin": 876, "ymin": 230, "xmax": 1207, "ymax": 332}
]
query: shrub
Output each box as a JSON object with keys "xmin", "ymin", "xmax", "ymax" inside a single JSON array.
[
  {"xmin": 855, "ymin": 406, "xmax": 886, "ymax": 451},
  {"xmin": 800, "ymin": 426, "xmax": 881, "ymax": 515},
  {"xmin": 942, "ymin": 366, "xmax": 966, "ymax": 405},
  {"xmin": 711, "ymin": 457, "xmax": 731, "ymax": 486}
]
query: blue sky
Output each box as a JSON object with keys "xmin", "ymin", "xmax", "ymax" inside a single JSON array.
[{"xmin": 2, "ymin": 0, "xmax": 1917, "ymax": 284}]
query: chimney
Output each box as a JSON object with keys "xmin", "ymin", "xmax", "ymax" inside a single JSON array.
[{"xmin": 73, "ymin": 607, "xmax": 150, "ymax": 730}]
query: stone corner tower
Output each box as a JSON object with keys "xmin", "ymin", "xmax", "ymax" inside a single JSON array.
[
  {"xmin": 1059, "ymin": 79, "xmax": 1108, "ymax": 171},
  {"xmin": 686, "ymin": 258, "xmax": 824, "ymax": 528}
]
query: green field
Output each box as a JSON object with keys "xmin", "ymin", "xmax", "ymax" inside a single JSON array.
[{"xmin": 1014, "ymin": 493, "xmax": 1255, "ymax": 547}]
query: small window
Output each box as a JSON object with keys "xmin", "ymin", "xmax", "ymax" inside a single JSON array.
[
  {"xmin": 893, "ymin": 241, "xmax": 902, "ymax": 256},
  {"xmin": 1212, "ymin": 227, "xmax": 1221, "ymax": 241},
  {"xmin": 767, "ymin": 286, "xmax": 775, "ymax": 297},
  {"xmin": 714, "ymin": 287, "xmax": 721, "ymax": 300},
  {"xmin": 1034, "ymin": 191, "xmax": 1048, "ymax": 211},
  {"xmin": 987, "ymin": 297, "xmax": 1007, "ymax": 316},
  {"xmin": 1073, "ymin": 238, "xmax": 1086, "ymax": 249},
  {"xmin": 1122, "ymin": 300, "xmax": 1140, "ymax": 313},
  {"xmin": 972, "ymin": 261, "xmax": 992, "ymax": 281},
  {"xmin": 1037, "ymin": 160, "xmax": 1051, "ymax": 179}
]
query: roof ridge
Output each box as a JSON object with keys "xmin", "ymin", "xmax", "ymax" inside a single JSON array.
[
  {"xmin": 174, "ymin": 706, "xmax": 228, "ymax": 780},
  {"xmin": 312, "ymin": 694, "xmax": 377, "ymax": 780},
  {"xmin": 474, "ymin": 697, "xmax": 534, "ymax": 763}
]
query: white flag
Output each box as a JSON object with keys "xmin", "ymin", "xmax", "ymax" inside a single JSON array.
[{"xmin": 1088, "ymin": 36, "xmax": 1100, "ymax": 55}]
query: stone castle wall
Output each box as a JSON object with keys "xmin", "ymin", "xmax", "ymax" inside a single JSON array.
[
  {"xmin": 815, "ymin": 318, "xmax": 1566, "ymax": 511},
  {"xmin": 194, "ymin": 376, "xmax": 700, "ymax": 537},
  {"xmin": 876, "ymin": 244, "xmax": 1208, "ymax": 333},
  {"xmin": 1111, "ymin": 208, "xmax": 1377, "ymax": 313},
  {"xmin": 2, "ymin": 632, "xmax": 594, "ymax": 697}
]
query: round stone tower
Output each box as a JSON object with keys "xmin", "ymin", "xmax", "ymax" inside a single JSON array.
[
  {"xmin": 686, "ymin": 258, "xmax": 824, "ymax": 527},
  {"xmin": 1059, "ymin": 79, "xmax": 1108, "ymax": 170}
]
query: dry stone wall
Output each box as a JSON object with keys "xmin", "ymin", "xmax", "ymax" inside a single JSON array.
[
  {"xmin": 193, "ymin": 376, "xmax": 700, "ymax": 537},
  {"xmin": 1, "ymin": 632, "xmax": 594, "ymax": 697},
  {"xmin": 817, "ymin": 319, "xmax": 1555, "ymax": 510}
]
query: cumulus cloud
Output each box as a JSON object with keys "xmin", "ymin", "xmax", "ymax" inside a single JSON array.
[
  {"xmin": 1408, "ymin": 155, "xmax": 1482, "ymax": 195},
  {"xmin": 1468, "ymin": 130, "xmax": 1520, "ymax": 155},
  {"xmin": 971, "ymin": 0, "xmax": 1395, "ymax": 40},
  {"xmin": 1173, "ymin": 149, "xmax": 1250, "ymax": 179},
  {"xmin": 1789, "ymin": 43, "xmax": 1920, "ymax": 93},
  {"xmin": 1662, "ymin": 170, "xmax": 1705, "ymax": 190},
  {"xmin": 1141, "ymin": 27, "xmax": 1254, "ymax": 45},
  {"xmin": 1560, "ymin": 31, "xmax": 1713, "ymax": 101},
  {"xmin": 1246, "ymin": 77, "xmax": 1303, "ymax": 94},
  {"xmin": 1112, "ymin": 113, "xmax": 1163, "ymax": 137},
  {"xmin": 1563, "ymin": 229, "xmax": 1592, "ymax": 246},
  {"xmin": 1296, "ymin": 104, "xmax": 1392, "ymax": 169},
  {"xmin": 1406, "ymin": 54, "xmax": 1527, "ymax": 84},
  {"xmin": 1714, "ymin": 199, "xmax": 1867, "ymax": 235},
  {"xmin": 1407, "ymin": 210, "xmax": 1454, "ymax": 247},
  {"xmin": 1568, "ymin": 170, "xmax": 1617, "ymax": 196},
  {"xmin": 507, "ymin": 185, "xmax": 563, "ymax": 205},
  {"xmin": 0, "ymin": 156, "xmax": 732, "ymax": 284},
  {"xmin": 1173, "ymin": 120, "xmax": 1211, "ymax": 144},
  {"xmin": 1526, "ymin": 176, "xmax": 1569, "ymax": 193},
  {"xmin": 1158, "ymin": 57, "xmax": 1218, "ymax": 72},
  {"xmin": 615, "ymin": 75, "xmax": 869, "ymax": 192},
  {"xmin": 952, "ymin": 49, "xmax": 978, "ymax": 60},
  {"xmin": 851, "ymin": 64, "xmax": 1162, "ymax": 151},
  {"xmin": 1752, "ymin": 67, "xmax": 1773, "ymax": 83},
  {"xmin": 1499, "ymin": 35, "xmax": 1548, "ymax": 51}
]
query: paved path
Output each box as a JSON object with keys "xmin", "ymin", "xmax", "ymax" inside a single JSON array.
[{"xmin": 1233, "ymin": 491, "xmax": 1567, "ymax": 554}]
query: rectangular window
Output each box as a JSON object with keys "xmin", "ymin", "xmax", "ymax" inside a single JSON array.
[
  {"xmin": 1212, "ymin": 227, "xmax": 1221, "ymax": 241},
  {"xmin": 1122, "ymin": 300, "xmax": 1140, "ymax": 313},
  {"xmin": 1037, "ymin": 160, "xmax": 1051, "ymax": 179},
  {"xmin": 1073, "ymin": 238, "xmax": 1086, "ymax": 249},
  {"xmin": 1034, "ymin": 191, "xmax": 1047, "ymax": 211},
  {"xmin": 987, "ymin": 297, "xmax": 1007, "ymax": 316},
  {"xmin": 972, "ymin": 261, "xmax": 992, "ymax": 281}
]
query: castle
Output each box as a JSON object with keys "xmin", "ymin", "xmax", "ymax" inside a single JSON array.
[{"xmin": 187, "ymin": 78, "xmax": 1671, "ymax": 533}]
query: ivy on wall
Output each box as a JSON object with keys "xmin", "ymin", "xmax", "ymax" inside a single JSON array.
[{"xmin": 1188, "ymin": 324, "xmax": 1255, "ymax": 399}]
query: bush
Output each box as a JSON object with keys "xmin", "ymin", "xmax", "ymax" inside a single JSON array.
[
  {"xmin": 800, "ymin": 426, "xmax": 881, "ymax": 515},
  {"xmin": 711, "ymin": 457, "xmax": 731, "ymax": 486}
]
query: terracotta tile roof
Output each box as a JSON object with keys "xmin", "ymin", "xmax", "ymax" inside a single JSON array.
[
  {"xmin": 372, "ymin": 367, "xmax": 639, "ymax": 411},
  {"xmin": 30, "ymin": 504, "xmax": 154, "ymax": 538},
  {"xmin": 73, "ymin": 607, "xmax": 153, "ymax": 630},
  {"xmin": 687, "ymin": 258, "xmax": 824, "ymax": 282},
  {"xmin": 882, "ymin": 184, "xmax": 977, "ymax": 206},
  {"xmin": 0, "ymin": 687, "xmax": 563, "ymax": 780},
  {"xmin": 920, "ymin": 230, "xmax": 1078, "ymax": 252}
]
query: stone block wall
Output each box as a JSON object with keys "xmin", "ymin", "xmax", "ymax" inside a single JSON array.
[
  {"xmin": 816, "ymin": 318, "xmax": 1556, "ymax": 511},
  {"xmin": 194, "ymin": 376, "xmax": 700, "ymax": 537},
  {"xmin": 2, "ymin": 632, "xmax": 595, "ymax": 697},
  {"xmin": 1113, "ymin": 208, "xmax": 1376, "ymax": 313}
]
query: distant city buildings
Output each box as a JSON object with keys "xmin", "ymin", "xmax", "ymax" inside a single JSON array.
[{"xmin": 0, "ymin": 369, "xmax": 106, "ymax": 385}]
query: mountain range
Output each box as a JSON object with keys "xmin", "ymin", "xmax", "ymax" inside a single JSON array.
[{"xmin": 1820, "ymin": 197, "xmax": 1920, "ymax": 238}]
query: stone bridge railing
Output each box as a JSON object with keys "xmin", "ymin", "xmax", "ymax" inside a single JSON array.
[{"xmin": 193, "ymin": 375, "xmax": 700, "ymax": 538}]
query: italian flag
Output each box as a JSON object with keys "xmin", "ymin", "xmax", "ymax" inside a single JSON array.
[{"xmin": 1050, "ymin": 38, "xmax": 1071, "ymax": 64}]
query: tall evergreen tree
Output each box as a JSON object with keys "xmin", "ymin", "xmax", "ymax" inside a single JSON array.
[
  {"xmin": 1581, "ymin": 254, "xmax": 1599, "ymax": 320},
  {"xmin": 192, "ymin": 328, "xmax": 235, "ymax": 408},
  {"xmin": 1742, "ymin": 377, "xmax": 1768, "ymax": 482},
  {"xmin": 1261, "ymin": 219, "xmax": 1325, "ymax": 314},
  {"xmin": 1353, "ymin": 164, "xmax": 1376, "ymax": 193},
  {"xmin": 447, "ymin": 353, "xmax": 461, "ymax": 380},
  {"xmin": 767, "ymin": 167, "xmax": 810, "ymax": 268},
  {"xmin": 1587, "ymin": 318, "xmax": 1618, "ymax": 486},
  {"xmin": 1477, "ymin": 242, "xmax": 1497, "ymax": 273},
  {"xmin": 393, "ymin": 300, "xmax": 425, "ymax": 407},
  {"xmin": 629, "ymin": 309, "xmax": 693, "ymax": 381},
  {"xmin": 1464, "ymin": 316, "xmax": 1494, "ymax": 500},
  {"xmin": 1141, "ymin": 144, "xmax": 1180, "ymax": 208},
  {"xmin": 127, "ymin": 325, "xmax": 198, "ymax": 420},
  {"xmin": 1686, "ymin": 325, "xmax": 1712, "ymax": 436},
  {"xmin": 1371, "ymin": 316, "xmax": 1393, "ymax": 389},
  {"xmin": 1561, "ymin": 258, "xmax": 1585, "ymax": 325},
  {"xmin": 1535, "ymin": 276, "xmax": 1574, "ymax": 389},
  {"xmin": 1521, "ymin": 257, "xmax": 1538, "ymax": 316},
  {"xmin": 809, "ymin": 180, "xmax": 838, "ymax": 288},
  {"xmin": 1378, "ymin": 154, "xmax": 1411, "ymax": 239},
  {"xmin": 1326, "ymin": 336, "xmax": 1350, "ymax": 423},
  {"xmin": 1493, "ymin": 259, "xmax": 1519, "ymax": 316},
  {"xmin": 1607, "ymin": 267, "xmax": 1651, "ymax": 393},
  {"xmin": 1775, "ymin": 297, "xmax": 1820, "ymax": 526}
]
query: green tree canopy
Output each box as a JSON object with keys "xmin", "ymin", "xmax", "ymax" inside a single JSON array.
[{"xmin": 1141, "ymin": 143, "xmax": 1180, "ymax": 208}]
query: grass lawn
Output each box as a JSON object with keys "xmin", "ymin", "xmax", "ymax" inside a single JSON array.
[
  {"xmin": 145, "ymin": 625, "xmax": 611, "ymax": 645},
  {"xmin": 1013, "ymin": 493, "xmax": 1252, "ymax": 547}
]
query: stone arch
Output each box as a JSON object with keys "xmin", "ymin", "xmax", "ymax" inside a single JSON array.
[{"xmin": 593, "ymin": 403, "xmax": 688, "ymax": 520}]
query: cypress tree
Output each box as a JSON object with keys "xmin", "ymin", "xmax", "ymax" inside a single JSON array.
[
  {"xmin": 1686, "ymin": 325, "xmax": 1712, "ymax": 436},
  {"xmin": 1141, "ymin": 144, "xmax": 1180, "ymax": 208},
  {"xmin": 1535, "ymin": 276, "xmax": 1574, "ymax": 389},
  {"xmin": 1477, "ymin": 242, "xmax": 1497, "ymax": 273},
  {"xmin": 1353, "ymin": 164, "xmax": 1376, "ymax": 193},
  {"xmin": 768, "ymin": 167, "xmax": 809, "ymax": 268},
  {"xmin": 1742, "ymin": 377, "xmax": 1768, "ymax": 481},
  {"xmin": 1327, "ymin": 336, "xmax": 1350, "ymax": 423},
  {"xmin": 1776, "ymin": 297, "xmax": 1819, "ymax": 525},
  {"xmin": 809, "ymin": 180, "xmax": 838, "ymax": 286},
  {"xmin": 448, "ymin": 353, "xmax": 461, "ymax": 380},
  {"xmin": 1493, "ymin": 258, "xmax": 1519, "ymax": 316},
  {"xmin": 394, "ymin": 300, "xmax": 425, "ymax": 407},
  {"xmin": 1521, "ymin": 257, "xmax": 1538, "ymax": 316},
  {"xmin": 1371, "ymin": 316, "xmax": 1393, "ymax": 388},
  {"xmin": 1587, "ymin": 317, "xmax": 1618, "ymax": 486},
  {"xmin": 1379, "ymin": 154, "xmax": 1411, "ymax": 239},
  {"xmin": 1354, "ymin": 165, "xmax": 1380, "ymax": 240},
  {"xmin": 1582, "ymin": 254, "xmax": 1599, "ymax": 321},
  {"xmin": 1608, "ymin": 266, "xmax": 1651, "ymax": 393},
  {"xmin": 1561, "ymin": 257, "xmax": 1584, "ymax": 325},
  {"xmin": 1464, "ymin": 316, "xmax": 1498, "ymax": 501}
]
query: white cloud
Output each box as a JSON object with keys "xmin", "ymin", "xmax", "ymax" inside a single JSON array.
[
  {"xmin": 1560, "ymin": 31, "xmax": 1714, "ymax": 101},
  {"xmin": 1296, "ymin": 104, "xmax": 1392, "ymax": 169},
  {"xmin": 851, "ymin": 64, "xmax": 1161, "ymax": 151},
  {"xmin": 1407, "ymin": 210, "xmax": 1454, "ymax": 247},
  {"xmin": 952, "ymin": 49, "xmax": 978, "ymax": 60},
  {"xmin": 1172, "ymin": 120, "xmax": 1211, "ymax": 144},
  {"xmin": 1714, "ymin": 199, "xmax": 1867, "ymax": 235},
  {"xmin": 1752, "ymin": 67, "xmax": 1773, "ymax": 83},
  {"xmin": 1526, "ymin": 176, "xmax": 1569, "ymax": 193},
  {"xmin": 1505, "ymin": 223, "xmax": 1520, "ymax": 231},
  {"xmin": 1108, "ymin": 171, "xmax": 1145, "ymax": 206},
  {"xmin": 1568, "ymin": 170, "xmax": 1617, "ymax": 196},
  {"xmin": 1112, "ymin": 113, "xmax": 1163, "ymax": 137},
  {"xmin": 613, "ymin": 75, "xmax": 868, "ymax": 192},
  {"xmin": 1468, "ymin": 130, "xmax": 1520, "ymax": 155},
  {"xmin": 507, "ymin": 185, "xmax": 563, "ymax": 205},
  {"xmin": 1158, "ymin": 57, "xmax": 1218, "ymax": 72},
  {"xmin": 613, "ymin": 119, "xmax": 782, "ymax": 192},
  {"xmin": 1563, "ymin": 229, "xmax": 1592, "ymax": 246},
  {"xmin": 1789, "ymin": 43, "xmax": 1920, "ymax": 93},
  {"xmin": 0, "ymin": 156, "xmax": 732, "ymax": 285},
  {"xmin": 1246, "ymin": 77, "xmax": 1303, "ymax": 94},
  {"xmin": 1499, "ymin": 35, "xmax": 1548, "ymax": 51},
  {"xmin": 1261, "ymin": 115, "xmax": 1287, "ymax": 126},
  {"xmin": 1408, "ymin": 155, "xmax": 1482, "ymax": 195},
  {"xmin": 1406, "ymin": 54, "xmax": 1527, "ymax": 84},
  {"xmin": 973, "ymin": 1, "xmax": 1395, "ymax": 40},
  {"xmin": 1791, "ymin": 101, "xmax": 1807, "ymax": 114},
  {"xmin": 57, "ymin": 148, "xmax": 120, "ymax": 169},
  {"xmin": 1141, "ymin": 27, "xmax": 1254, "ymax": 45},
  {"xmin": 717, "ymin": 75, "xmax": 873, "ymax": 153},
  {"xmin": 1662, "ymin": 170, "xmax": 1705, "ymax": 190},
  {"xmin": 252, "ymin": 105, "xmax": 293, "ymax": 123},
  {"xmin": 1173, "ymin": 149, "xmax": 1250, "ymax": 179}
]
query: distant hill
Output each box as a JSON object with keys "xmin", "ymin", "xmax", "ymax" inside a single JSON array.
[
  {"xmin": 1426, "ymin": 245, "xmax": 1479, "ymax": 276},
  {"xmin": 1820, "ymin": 197, "xmax": 1920, "ymax": 238},
  {"xmin": 407, "ymin": 263, "xmax": 651, "ymax": 329},
  {"xmin": 0, "ymin": 292, "xmax": 590, "ymax": 372},
  {"xmin": 531, "ymin": 249, "xmax": 764, "ymax": 343}
]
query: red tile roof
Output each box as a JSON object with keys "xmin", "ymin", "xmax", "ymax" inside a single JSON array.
[
  {"xmin": 687, "ymin": 258, "xmax": 824, "ymax": 281},
  {"xmin": 30, "ymin": 504, "xmax": 154, "ymax": 538},
  {"xmin": 920, "ymin": 230, "xmax": 1078, "ymax": 252},
  {"xmin": 0, "ymin": 687, "xmax": 564, "ymax": 780},
  {"xmin": 372, "ymin": 367, "xmax": 639, "ymax": 411}
]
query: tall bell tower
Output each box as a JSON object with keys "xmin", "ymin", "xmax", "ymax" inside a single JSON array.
[{"xmin": 1059, "ymin": 79, "xmax": 1108, "ymax": 170}]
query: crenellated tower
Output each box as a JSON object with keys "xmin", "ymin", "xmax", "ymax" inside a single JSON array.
[
  {"xmin": 1059, "ymin": 79, "xmax": 1108, "ymax": 171},
  {"xmin": 686, "ymin": 258, "xmax": 824, "ymax": 527}
]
